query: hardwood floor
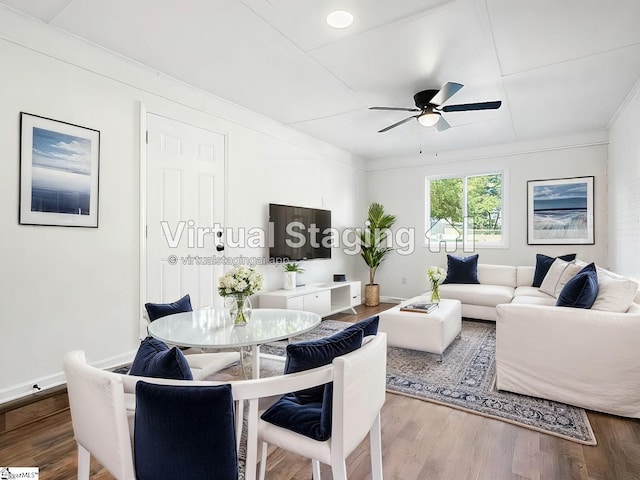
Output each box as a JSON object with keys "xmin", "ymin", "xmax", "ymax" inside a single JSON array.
[{"xmin": 2, "ymin": 304, "xmax": 639, "ymax": 480}]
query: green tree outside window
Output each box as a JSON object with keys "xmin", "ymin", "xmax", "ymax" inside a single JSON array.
[{"xmin": 428, "ymin": 173, "xmax": 503, "ymax": 245}]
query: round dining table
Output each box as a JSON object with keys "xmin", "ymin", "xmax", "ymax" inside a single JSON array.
[{"xmin": 147, "ymin": 307, "xmax": 322, "ymax": 378}]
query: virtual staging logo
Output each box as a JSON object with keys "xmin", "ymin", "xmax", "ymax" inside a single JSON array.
[{"xmin": 0, "ymin": 467, "xmax": 39, "ymax": 479}]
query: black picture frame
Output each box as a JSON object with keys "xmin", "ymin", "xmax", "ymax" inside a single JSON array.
[{"xmin": 19, "ymin": 112, "xmax": 100, "ymax": 227}]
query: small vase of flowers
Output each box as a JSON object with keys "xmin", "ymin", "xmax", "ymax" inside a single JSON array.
[
  {"xmin": 218, "ymin": 266, "xmax": 264, "ymax": 325},
  {"xmin": 427, "ymin": 266, "xmax": 446, "ymax": 303}
]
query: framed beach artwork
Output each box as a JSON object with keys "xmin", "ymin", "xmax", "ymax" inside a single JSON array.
[
  {"xmin": 19, "ymin": 113, "xmax": 100, "ymax": 227},
  {"xmin": 527, "ymin": 176, "xmax": 594, "ymax": 245}
]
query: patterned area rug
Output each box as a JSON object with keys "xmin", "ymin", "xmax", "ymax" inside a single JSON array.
[{"xmin": 259, "ymin": 319, "xmax": 597, "ymax": 446}]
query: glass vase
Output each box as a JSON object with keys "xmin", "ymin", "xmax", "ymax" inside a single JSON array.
[
  {"xmin": 226, "ymin": 296, "xmax": 252, "ymax": 326},
  {"xmin": 430, "ymin": 283, "xmax": 440, "ymax": 303}
]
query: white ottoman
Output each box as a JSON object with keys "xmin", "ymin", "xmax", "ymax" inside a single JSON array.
[{"xmin": 378, "ymin": 298, "xmax": 462, "ymax": 355}]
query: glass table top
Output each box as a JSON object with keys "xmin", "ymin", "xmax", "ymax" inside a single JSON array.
[{"xmin": 147, "ymin": 308, "xmax": 322, "ymax": 349}]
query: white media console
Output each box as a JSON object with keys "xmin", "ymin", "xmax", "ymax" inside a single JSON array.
[{"xmin": 258, "ymin": 281, "xmax": 361, "ymax": 318}]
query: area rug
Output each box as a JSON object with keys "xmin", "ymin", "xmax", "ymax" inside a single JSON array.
[{"xmin": 258, "ymin": 319, "xmax": 597, "ymax": 446}]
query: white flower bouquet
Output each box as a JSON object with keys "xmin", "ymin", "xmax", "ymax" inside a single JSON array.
[
  {"xmin": 427, "ymin": 266, "xmax": 446, "ymax": 302},
  {"xmin": 218, "ymin": 266, "xmax": 264, "ymax": 298},
  {"xmin": 427, "ymin": 266, "xmax": 445, "ymax": 285},
  {"xmin": 218, "ymin": 266, "xmax": 264, "ymax": 325}
]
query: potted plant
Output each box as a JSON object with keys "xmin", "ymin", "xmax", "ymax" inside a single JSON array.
[
  {"xmin": 355, "ymin": 202, "xmax": 397, "ymax": 306},
  {"xmin": 283, "ymin": 262, "xmax": 305, "ymax": 290}
]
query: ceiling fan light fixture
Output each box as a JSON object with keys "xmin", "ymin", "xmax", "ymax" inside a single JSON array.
[
  {"xmin": 418, "ymin": 112, "xmax": 441, "ymax": 127},
  {"xmin": 327, "ymin": 10, "xmax": 353, "ymax": 28}
]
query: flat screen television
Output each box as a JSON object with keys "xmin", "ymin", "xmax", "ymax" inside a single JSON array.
[{"xmin": 269, "ymin": 203, "xmax": 331, "ymax": 261}]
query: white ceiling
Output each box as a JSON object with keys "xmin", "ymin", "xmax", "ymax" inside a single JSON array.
[{"xmin": 3, "ymin": 0, "xmax": 640, "ymax": 160}]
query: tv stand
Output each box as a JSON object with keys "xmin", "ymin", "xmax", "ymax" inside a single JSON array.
[{"xmin": 258, "ymin": 281, "xmax": 361, "ymax": 318}]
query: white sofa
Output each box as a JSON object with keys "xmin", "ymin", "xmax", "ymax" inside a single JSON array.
[
  {"xmin": 437, "ymin": 263, "xmax": 640, "ymax": 418},
  {"xmin": 496, "ymin": 301, "xmax": 640, "ymax": 418},
  {"xmin": 437, "ymin": 264, "xmax": 552, "ymax": 321}
]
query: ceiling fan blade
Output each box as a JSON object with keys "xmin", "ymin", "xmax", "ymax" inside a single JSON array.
[
  {"xmin": 369, "ymin": 106, "xmax": 420, "ymax": 112},
  {"xmin": 436, "ymin": 116, "xmax": 451, "ymax": 132},
  {"xmin": 429, "ymin": 82, "xmax": 464, "ymax": 106},
  {"xmin": 378, "ymin": 115, "xmax": 419, "ymax": 133},
  {"xmin": 441, "ymin": 100, "xmax": 502, "ymax": 112}
]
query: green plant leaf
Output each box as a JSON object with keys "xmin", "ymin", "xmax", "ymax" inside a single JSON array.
[
  {"xmin": 353, "ymin": 202, "xmax": 397, "ymax": 284},
  {"xmin": 284, "ymin": 262, "xmax": 305, "ymax": 273}
]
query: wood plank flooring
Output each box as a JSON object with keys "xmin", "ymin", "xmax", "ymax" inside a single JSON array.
[{"xmin": 1, "ymin": 304, "xmax": 639, "ymax": 480}]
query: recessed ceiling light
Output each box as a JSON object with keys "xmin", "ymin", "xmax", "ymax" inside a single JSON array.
[{"xmin": 327, "ymin": 10, "xmax": 353, "ymax": 29}]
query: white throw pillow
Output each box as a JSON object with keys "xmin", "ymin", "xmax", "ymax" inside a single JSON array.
[
  {"xmin": 591, "ymin": 272, "xmax": 639, "ymax": 312},
  {"xmin": 553, "ymin": 260, "xmax": 587, "ymax": 297},
  {"xmin": 539, "ymin": 258, "xmax": 573, "ymax": 296}
]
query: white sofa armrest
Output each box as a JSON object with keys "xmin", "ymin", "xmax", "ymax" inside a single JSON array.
[{"xmin": 496, "ymin": 303, "xmax": 640, "ymax": 418}]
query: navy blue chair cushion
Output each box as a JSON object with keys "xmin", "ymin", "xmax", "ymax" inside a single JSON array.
[
  {"xmin": 260, "ymin": 392, "xmax": 332, "ymax": 442},
  {"xmin": 341, "ymin": 315, "xmax": 380, "ymax": 338},
  {"xmin": 283, "ymin": 327, "xmax": 364, "ymax": 404},
  {"xmin": 144, "ymin": 294, "xmax": 192, "ymax": 322},
  {"xmin": 532, "ymin": 254, "xmax": 576, "ymax": 287},
  {"xmin": 556, "ymin": 263, "xmax": 599, "ymax": 309},
  {"xmin": 129, "ymin": 337, "xmax": 193, "ymax": 380},
  {"xmin": 261, "ymin": 324, "xmax": 367, "ymax": 440},
  {"xmin": 442, "ymin": 254, "xmax": 480, "ymax": 284},
  {"xmin": 134, "ymin": 382, "xmax": 237, "ymax": 480}
]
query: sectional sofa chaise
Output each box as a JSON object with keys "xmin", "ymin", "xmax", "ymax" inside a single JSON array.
[{"xmin": 435, "ymin": 258, "xmax": 640, "ymax": 419}]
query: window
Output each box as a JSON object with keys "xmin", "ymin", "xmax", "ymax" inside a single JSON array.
[{"xmin": 426, "ymin": 172, "xmax": 504, "ymax": 247}]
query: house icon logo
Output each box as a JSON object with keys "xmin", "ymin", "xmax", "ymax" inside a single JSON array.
[
  {"xmin": 425, "ymin": 217, "xmax": 475, "ymax": 253},
  {"xmin": 0, "ymin": 467, "xmax": 39, "ymax": 479}
]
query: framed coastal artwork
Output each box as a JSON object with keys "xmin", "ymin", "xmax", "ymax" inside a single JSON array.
[
  {"xmin": 19, "ymin": 113, "xmax": 100, "ymax": 227},
  {"xmin": 527, "ymin": 176, "xmax": 594, "ymax": 245}
]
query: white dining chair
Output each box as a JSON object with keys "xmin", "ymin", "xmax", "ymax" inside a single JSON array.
[
  {"xmin": 142, "ymin": 295, "xmax": 241, "ymax": 379},
  {"xmin": 257, "ymin": 332, "xmax": 387, "ymax": 480},
  {"xmin": 63, "ymin": 350, "xmax": 329, "ymax": 480},
  {"xmin": 64, "ymin": 332, "xmax": 386, "ymax": 480}
]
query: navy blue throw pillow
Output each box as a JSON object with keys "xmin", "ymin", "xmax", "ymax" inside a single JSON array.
[
  {"xmin": 442, "ymin": 254, "xmax": 480, "ymax": 284},
  {"xmin": 260, "ymin": 393, "xmax": 332, "ymax": 441},
  {"xmin": 144, "ymin": 294, "xmax": 192, "ymax": 322},
  {"xmin": 129, "ymin": 337, "xmax": 193, "ymax": 380},
  {"xmin": 340, "ymin": 315, "xmax": 379, "ymax": 338},
  {"xmin": 135, "ymin": 382, "xmax": 237, "ymax": 480},
  {"xmin": 284, "ymin": 327, "xmax": 364, "ymax": 404},
  {"xmin": 556, "ymin": 263, "xmax": 599, "ymax": 309},
  {"xmin": 532, "ymin": 254, "xmax": 576, "ymax": 287}
]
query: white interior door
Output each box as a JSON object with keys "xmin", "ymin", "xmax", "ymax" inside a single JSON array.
[{"xmin": 145, "ymin": 113, "xmax": 226, "ymax": 310}]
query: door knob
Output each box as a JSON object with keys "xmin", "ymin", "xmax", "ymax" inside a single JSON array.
[{"xmin": 216, "ymin": 230, "xmax": 224, "ymax": 251}]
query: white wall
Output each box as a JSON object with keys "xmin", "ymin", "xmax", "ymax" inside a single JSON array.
[
  {"xmin": 0, "ymin": 9, "xmax": 365, "ymax": 403},
  {"xmin": 366, "ymin": 134, "xmax": 609, "ymax": 299},
  {"xmin": 1, "ymin": 4, "xmax": 628, "ymax": 403},
  {"xmin": 223, "ymin": 124, "xmax": 365, "ymax": 290},
  {"xmin": 608, "ymin": 83, "xmax": 640, "ymax": 279}
]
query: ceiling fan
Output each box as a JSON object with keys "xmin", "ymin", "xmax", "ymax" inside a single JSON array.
[{"xmin": 370, "ymin": 82, "xmax": 501, "ymax": 133}]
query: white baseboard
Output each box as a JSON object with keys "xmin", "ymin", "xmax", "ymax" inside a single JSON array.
[
  {"xmin": 0, "ymin": 373, "xmax": 67, "ymax": 404},
  {"xmin": 93, "ymin": 349, "xmax": 138, "ymax": 371},
  {"xmin": 0, "ymin": 349, "xmax": 137, "ymax": 405}
]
